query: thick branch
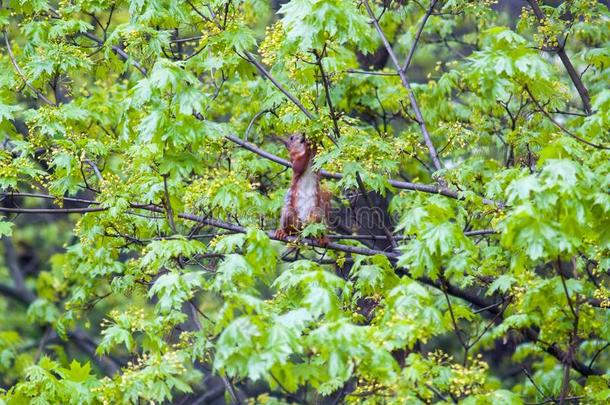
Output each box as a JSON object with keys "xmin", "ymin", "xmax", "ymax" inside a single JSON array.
[
  {"xmin": 2, "ymin": 237, "xmax": 37, "ymax": 303},
  {"xmin": 0, "ymin": 284, "xmax": 32, "ymax": 304},
  {"xmin": 0, "ymin": 206, "xmax": 106, "ymax": 214},
  {"xmin": 526, "ymin": 0, "xmax": 592, "ymax": 114},
  {"xmin": 523, "ymin": 328, "xmax": 598, "ymax": 376},
  {"xmin": 1, "ymin": 193, "xmax": 498, "ymax": 241}
]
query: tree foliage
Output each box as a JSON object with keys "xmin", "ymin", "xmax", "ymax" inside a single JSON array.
[{"xmin": 0, "ymin": 0, "xmax": 609, "ymax": 403}]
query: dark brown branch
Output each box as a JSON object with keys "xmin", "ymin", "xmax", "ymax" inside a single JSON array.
[
  {"xmin": 84, "ymin": 159, "xmax": 104, "ymax": 182},
  {"xmin": 523, "ymin": 328, "xmax": 598, "ymax": 377},
  {"xmin": 2, "ymin": 194, "xmax": 497, "ymax": 241},
  {"xmin": 589, "ymin": 342, "xmax": 610, "ymax": 369},
  {"xmin": 1, "ymin": 192, "xmax": 101, "ymax": 205},
  {"xmin": 2, "ymin": 237, "xmax": 37, "ymax": 303},
  {"xmin": 0, "ymin": 284, "xmax": 32, "ymax": 304},
  {"xmin": 523, "ymin": 367, "xmax": 550, "ymax": 401},
  {"xmin": 244, "ymin": 109, "xmax": 273, "ymax": 141},
  {"xmin": 314, "ymin": 47, "xmax": 341, "ymax": 141},
  {"xmin": 345, "ymin": 69, "xmax": 398, "ymax": 76},
  {"xmin": 442, "ymin": 281, "xmax": 468, "ymax": 350},
  {"xmin": 463, "ymin": 229, "xmax": 497, "ymax": 237},
  {"xmin": 467, "ymin": 298, "xmax": 509, "ymax": 349},
  {"xmin": 0, "ymin": 206, "xmax": 106, "ymax": 214},
  {"xmin": 163, "ymin": 174, "xmax": 177, "ymax": 233},
  {"xmin": 526, "ymin": 0, "xmax": 592, "ymax": 114}
]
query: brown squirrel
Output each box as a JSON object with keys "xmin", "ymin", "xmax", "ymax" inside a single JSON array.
[{"xmin": 275, "ymin": 133, "xmax": 331, "ymax": 243}]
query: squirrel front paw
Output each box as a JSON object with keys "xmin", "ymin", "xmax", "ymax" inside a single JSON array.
[
  {"xmin": 316, "ymin": 235, "xmax": 330, "ymax": 246},
  {"xmin": 275, "ymin": 229, "xmax": 287, "ymax": 240}
]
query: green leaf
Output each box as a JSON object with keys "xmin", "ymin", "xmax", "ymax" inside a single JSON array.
[
  {"xmin": 0, "ymin": 221, "xmax": 14, "ymax": 237},
  {"xmin": 0, "ymin": 103, "xmax": 21, "ymax": 123}
]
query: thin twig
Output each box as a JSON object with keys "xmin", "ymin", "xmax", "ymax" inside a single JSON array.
[
  {"xmin": 80, "ymin": 31, "xmax": 148, "ymax": 76},
  {"xmin": 467, "ymin": 298, "xmax": 510, "ymax": 349},
  {"xmin": 363, "ymin": 0, "xmax": 443, "ymax": 172},
  {"xmin": 3, "ymin": 31, "xmax": 54, "ymax": 105},
  {"xmin": 524, "ymin": 86, "xmax": 609, "ymax": 150},
  {"xmin": 163, "ymin": 174, "xmax": 177, "ymax": 233},
  {"xmin": 242, "ymin": 50, "xmax": 315, "ymax": 121},
  {"xmin": 244, "ymin": 109, "xmax": 273, "ymax": 141},
  {"xmin": 84, "ymin": 159, "xmax": 104, "ymax": 181},
  {"xmin": 442, "ymin": 280, "xmax": 468, "ymax": 351},
  {"xmin": 403, "ymin": 0, "xmax": 439, "ymax": 71},
  {"xmin": 523, "ymin": 368, "xmax": 550, "ymax": 401},
  {"xmin": 588, "ymin": 342, "xmax": 610, "ymax": 369},
  {"xmin": 345, "ymin": 69, "xmax": 398, "ymax": 76}
]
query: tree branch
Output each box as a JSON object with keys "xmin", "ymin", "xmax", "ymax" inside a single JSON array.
[
  {"xmin": 524, "ymin": 86, "xmax": 609, "ymax": 150},
  {"xmin": 39, "ymin": 8, "xmax": 503, "ymax": 207},
  {"xmin": 525, "ymin": 0, "xmax": 592, "ymax": 115},
  {"xmin": 1, "ymin": 200, "xmax": 601, "ymax": 376},
  {"xmin": 2, "ymin": 237, "xmax": 37, "ymax": 303},
  {"xmin": 0, "ymin": 206, "xmax": 106, "ymax": 214},
  {"xmin": 224, "ymin": 135, "xmax": 502, "ymax": 206},
  {"xmin": 314, "ymin": 48, "xmax": 397, "ymax": 249},
  {"xmin": 163, "ymin": 174, "xmax": 177, "ymax": 234},
  {"xmin": 3, "ymin": 31, "xmax": 54, "ymax": 105},
  {"xmin": 80, "ymin": 31, "xmax": 148, "ymax": 76},
  {"xmin": 1, "ymin": 192, "xmax": 497, "ymax": 242},
  {"xmin": 403, "ymin": 0, "xmax": 439, "ymax": 72},
  {"xmin": 363, "ymin": 0, "xmax": 443, "ymax": 172},
  {"xmin": 242, "ymin": 50, "xmax": 315, "ymax": 121}
]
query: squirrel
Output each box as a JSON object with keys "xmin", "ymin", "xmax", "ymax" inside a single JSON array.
[{"xmin": 275, "ymin": 133, "xmax": 331, "ymax": 244}]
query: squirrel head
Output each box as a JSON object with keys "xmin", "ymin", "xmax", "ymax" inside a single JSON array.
[{"xmin": 286, "ymin": 133, "xmax": 313, "ymax": 154}]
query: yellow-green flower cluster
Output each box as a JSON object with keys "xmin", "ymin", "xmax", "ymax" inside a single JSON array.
[
  {"xmin": 449, "ymin": 355, "xmax": 489, "ymax": 397},
  {"xmin": 259, "ymin": 22, "xmax": 285, "ymax": 66}
]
